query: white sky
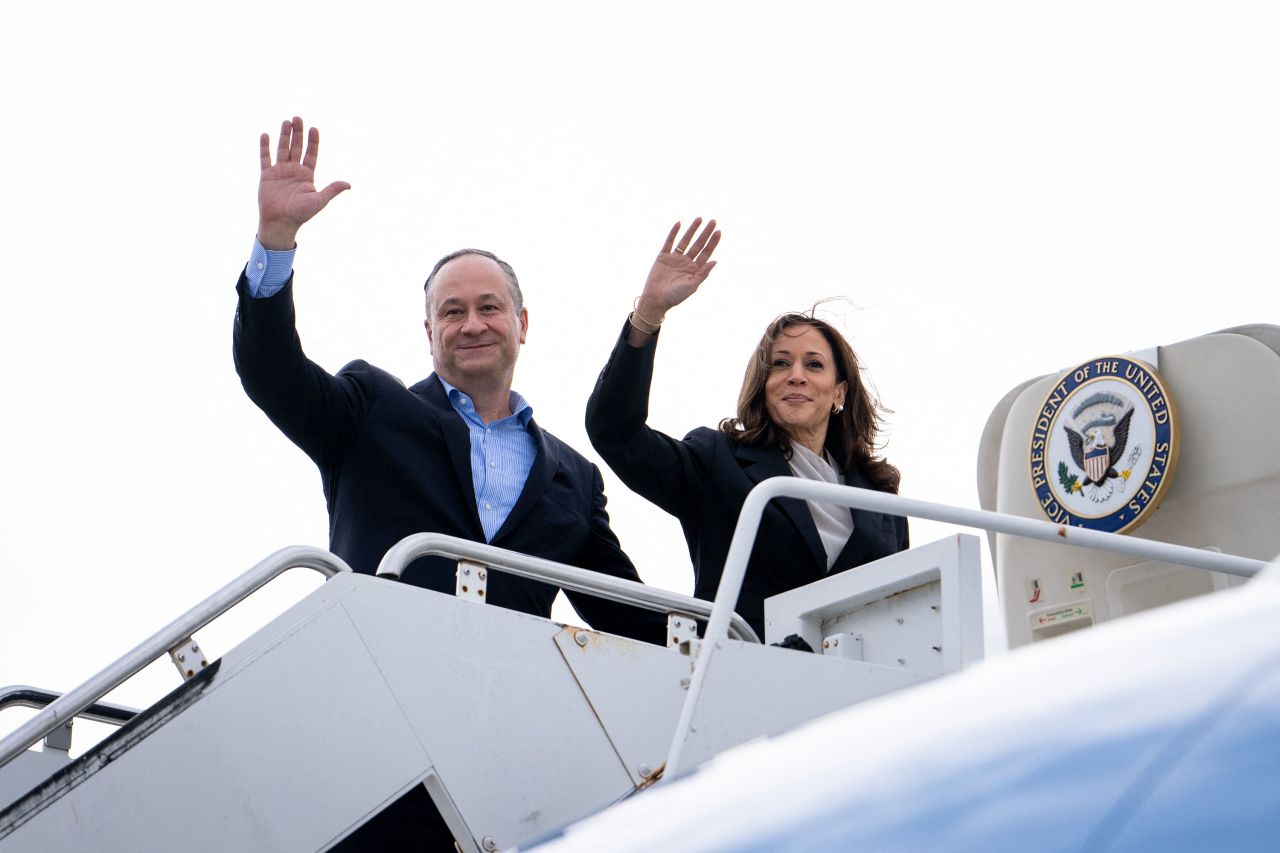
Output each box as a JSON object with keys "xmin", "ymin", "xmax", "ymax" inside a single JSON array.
[{"xmin": 3, "ymin": 2, "xmax": 1279, "ymax": 733}]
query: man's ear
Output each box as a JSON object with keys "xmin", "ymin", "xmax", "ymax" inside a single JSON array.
[
  {"xmin": 518, "ymin": 307, "xmax": 528, "ymax": 344},
  {"xmin": 424, "ymin": 318, "xmax": 434, "ymax": 352}
]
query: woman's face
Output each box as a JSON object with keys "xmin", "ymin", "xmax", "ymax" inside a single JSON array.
[{"xmin": 763, "ymin": 324, "xmax": 849, "ymax": 452}]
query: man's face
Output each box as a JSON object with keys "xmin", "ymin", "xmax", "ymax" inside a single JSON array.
[{"xmin": 425, "ymin": 254, "xmax": 528, "ymax": 390}]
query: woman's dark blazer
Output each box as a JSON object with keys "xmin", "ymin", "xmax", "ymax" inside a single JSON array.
[{"xmin": 586, "ymin": 323, "xmax": 909, "ymax": 638}]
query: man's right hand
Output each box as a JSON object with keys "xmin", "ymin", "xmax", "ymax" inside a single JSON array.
[{"xmin": 257, "ymin": 116, "xmax": 351, "ymax": 250}]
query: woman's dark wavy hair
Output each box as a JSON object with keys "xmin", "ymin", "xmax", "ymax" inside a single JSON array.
[{"xmin": 719, "ymin": 312, "xmax": 901, "ymax": 493}]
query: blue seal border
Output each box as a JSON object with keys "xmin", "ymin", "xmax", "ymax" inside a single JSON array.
[{"xmin": 1028, "ymin": 356, "xmax": 1177, "ymax": 534}]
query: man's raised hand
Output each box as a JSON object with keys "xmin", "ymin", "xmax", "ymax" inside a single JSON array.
[{"xmin": 257, "ymin": 117, "xmax": 351, "ymax": 250}]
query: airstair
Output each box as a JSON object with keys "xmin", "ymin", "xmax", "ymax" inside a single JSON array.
[
  {"xmin": 0, "ymin": 479, "xmax": 1265, "ymax": 852},
  {"xmin": 4, "ymin": 325, "xmax": 1276, "ymax": 851}
]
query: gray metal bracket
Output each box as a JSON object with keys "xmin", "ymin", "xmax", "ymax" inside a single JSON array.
[{"xmin": 169, "ymin": 637, "xmax": 209, "ymax": 681}]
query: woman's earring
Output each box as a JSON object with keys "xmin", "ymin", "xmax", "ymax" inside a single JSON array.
[{"xmin": 833, "ymin": 403, "xmax": 844, "ymax": 415}]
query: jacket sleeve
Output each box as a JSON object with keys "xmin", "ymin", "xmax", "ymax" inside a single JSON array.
[
  {"xmin": 585, "ymin": 320, "xmax": 702, "ymax": 521},
  {"xmin": 232, "ymin": 270, "xmax": 371, "ymax": 469},
  {"xmin": 563, "ymin": 463, "xmax": 669, "ymax": 646}
]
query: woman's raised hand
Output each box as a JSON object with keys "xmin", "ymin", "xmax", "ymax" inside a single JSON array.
[{"xmin": 633, "ymin": 218, "xmax": 721, "ymax": 330}]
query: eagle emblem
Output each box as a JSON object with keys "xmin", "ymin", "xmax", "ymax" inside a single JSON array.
[{"xmin": 1062, "ymin": 393, "xmax": 1135, "ymax": 490}]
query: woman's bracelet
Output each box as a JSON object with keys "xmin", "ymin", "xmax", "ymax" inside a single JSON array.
[{"xmin": 629, "ymin": 297, "xmax": 664, "ymax": 335}]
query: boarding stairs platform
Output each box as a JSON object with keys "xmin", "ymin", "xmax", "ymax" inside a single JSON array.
[{"xmin": 0, "ymin": 481, "xmax": 1265, "ymax": 852}]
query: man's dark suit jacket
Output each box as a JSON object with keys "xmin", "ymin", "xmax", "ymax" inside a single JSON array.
[
  {"xmin": 233, "ymin": 274, "xmax": 663, "ymax": 644},
  {"xmin": 586, "ymin": 323, "xmax": 909, "ymax": 638}
]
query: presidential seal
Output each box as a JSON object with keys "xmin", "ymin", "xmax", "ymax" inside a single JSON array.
[{"xmin": 1028, "ymin": 356, "xmax": 1179, "ymax": 533}]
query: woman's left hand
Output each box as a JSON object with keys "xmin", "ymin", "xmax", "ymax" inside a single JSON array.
[{"xmin": 637, "ymin": 218, "xmax": 721, "ymax": 323}]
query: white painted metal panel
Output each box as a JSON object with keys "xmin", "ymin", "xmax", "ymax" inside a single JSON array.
[
  {"xmin": 2, "ymin": 591, "xmax": 431, "ymax": 852},
  {"xmin": 331, "ymin": 580, "xmax": 656, "ymax": 849},
  {"xmin": 765, "ymin": 535, "xmax": 985, "ymax": 675},
  {"xmin": 552, "ymin": 628, "xmax": 690, "ymax": 786},
  {"xmin": 673, "ymin": 642, "xmax": 932, "ymax": 773}
]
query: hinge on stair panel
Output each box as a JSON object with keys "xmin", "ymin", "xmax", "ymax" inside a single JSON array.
[
  {"xmin": 169, "ymin": 637, "xmax": 208, "ymax": 680},
  {"xmin": 667, "ymin": 612, "xmax": 700, "ymax": 657},
  {"xmin": 456, "ymin": 561, "xmax": 488, "ymax": 603}
]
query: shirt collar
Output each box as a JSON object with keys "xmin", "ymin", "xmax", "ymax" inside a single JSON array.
[{"xmin": 438, "ymin": 376, "xmax": 533, "ymax": 426}]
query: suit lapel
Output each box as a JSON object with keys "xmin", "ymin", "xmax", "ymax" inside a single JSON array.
[
  {"xmin": 734, "ymin": 443, "xmax": 826, "ymax": 570},
  {"xmin": 831, "ymin": 465, "xmax": 887, "ymax": 572},
  {"xmin": 493, "ymin": 417, "xmax": 556, "ymax": 543},
  {"xmin": 413, "ymin": 374, "xmax": 484, "ymax": 535}
]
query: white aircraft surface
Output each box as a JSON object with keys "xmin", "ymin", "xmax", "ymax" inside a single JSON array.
[{"xmin": 529, "ymin": 562, "xmax": 1280, "ymax": 852}]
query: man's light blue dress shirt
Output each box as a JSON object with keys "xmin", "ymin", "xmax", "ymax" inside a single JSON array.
[{"xmin": 244, "ymin": 240, "xmax": 537, "ymax": 542}]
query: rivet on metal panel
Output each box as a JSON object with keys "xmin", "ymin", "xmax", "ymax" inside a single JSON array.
[
  {"xmin": 478, "ymin": 569, "xmax": 487, "ymax": 581},
  {"xmin": 574, "ymin": 630, "xmax": 589, "ymax": 647},
  {"xmin": 930, "ymin": 605, "xmax": 940, "ymax": 612},
  {"xmin": 482, "ymin": 836, "xmax": 498, "ymax": 851},
  {"xmin": 680, "ymin": 677, "xmax": 690, "ymax": 689},
  {"xmin": 896, "ymin": 617, "xmax": 904, "ymax": 625},
  {"xmin": 897, "ymin": 657, "xmax": 906, "ymax": 665},
  {"xmin": 638, "ymin": 763, "xmax": 654, "ymax": 778}
]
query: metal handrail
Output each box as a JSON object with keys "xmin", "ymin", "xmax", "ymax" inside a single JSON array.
[
  {"xmin": 0, "ymin": 687, "xmax": 137, "ymax": 727},
  {"xmin": 663, "ymin": 480, "xmax": 1277, "ymax": 779},
  {"xmin": 375, "ymin": 533, "xmax": 761, "ymax": 644},
  {"xmin": 0, "ymin": 546, "xmax": 352, "ymax": 770}
]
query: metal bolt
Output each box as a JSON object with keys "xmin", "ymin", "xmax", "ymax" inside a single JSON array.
[
  {"xmin": 822, "ymin": 640, "xmax": 830, "ymax": 649},
  {"xmin": 574, "ymin": 630, "xmax": 588, "ymax": 647},
  {"xmin": 462, "ymin": 566, "xmax": 471, "ymax": 576},
  {"xmin": 478, "ymin": 569, "xmax": 487, "ymax": 581},
  {"xmin": 638, "ymin": 763, "xmax": 653, "ymax": 778},
  {"xmin": 482, "ymin": 836, "xmax": 498, "ymax": 851},
  {"xmin": 191, "ymin": 644, "xmax": 200, "ymax": 652},
  {"xmin": 177, "ymin": 654, "xmax": 186, "ymax": 662},
  {"xmin": 673, "ymin": 619, "xmax": 681, "ymax": 628}
]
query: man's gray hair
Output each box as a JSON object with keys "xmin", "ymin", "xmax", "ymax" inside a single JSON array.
[{"xmin": 423, "ymin": 248, "xmax": 524, "ymax": 316}]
